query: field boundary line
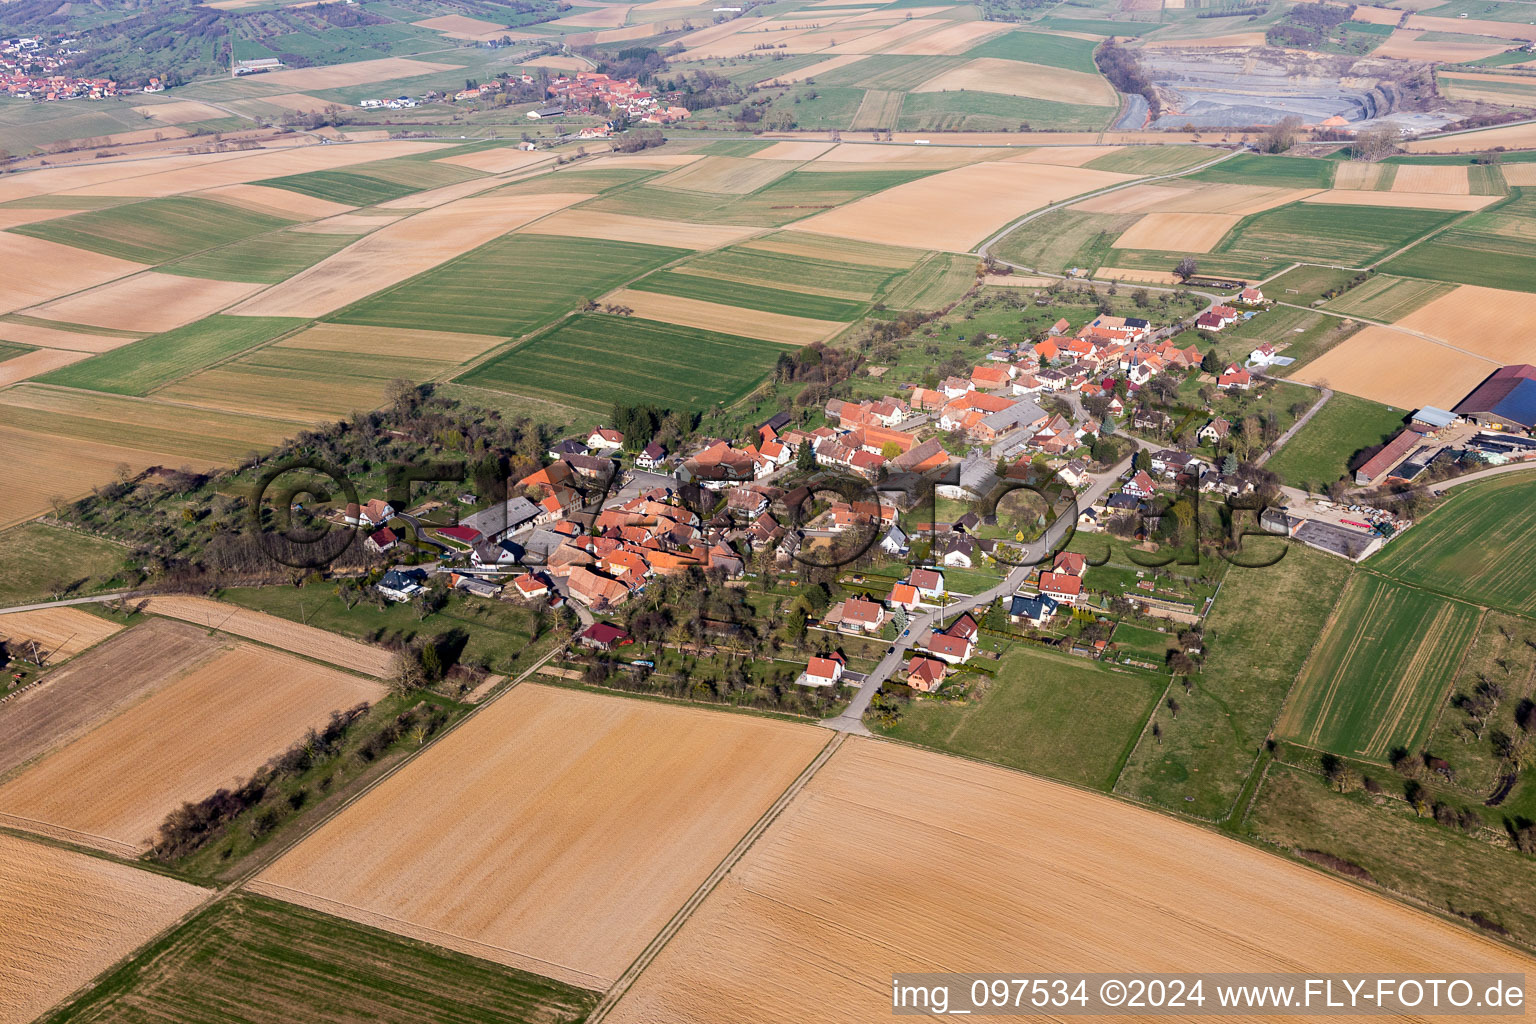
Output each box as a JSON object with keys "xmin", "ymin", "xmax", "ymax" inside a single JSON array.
[
  {"xmin": 1421, "ymin": 605, "xmax": 1490, "ymax": 749},
  {"xmin": 587, "ymin": 730, "xmax": 847, "ymax": 1022}
]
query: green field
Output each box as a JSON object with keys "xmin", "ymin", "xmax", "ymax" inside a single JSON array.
[
  {"xmin": 1261, "ymin": 264, "xmax": 1368, "ymax": 306},
  {"xmin": 1322, "ymin": 274, "xmax": 1456, "ymax": 321},
  {"xmin": 993, "ymin": 209, "xmax": 1140, "ymax": 273},
  {"xmin": 1381, "ymin": 189, "xmax": 1536, "ymax": 292},
  {"xmin": 492, "ymin": 167, "xmax": 656, "ymax": 196},
  {"xmin": 0, "ymin": 340, "xmax": 33, "ymax": 363},
  {"xmin": 878, "ymin": 644, "xmax": 1164, "ymax": 790},
  {"xmin": 897, "ymin": 90, "xmax": 1114, "ymax": 132},
  {"xmin": 629, "ymin": 270, "xmax": 868, "ymax": 320},
  {"xmin": 882, "ymin": 252, "xmax": 978, "ymax": 310},
  {"xmin": 458, "ymin": 313, "xmax": 790, "ymax": 415},
  {"xmin": 1370, "ymin": 472, "xmax": 1536, "ymax": 615},
  {"xmin": 662, "ymin": 240, "xmax": 915, "ymax": 303},
  {"xmin": 162, "ymin": 229, "xmax": 362, "ymax": 284},
  {"xmin": 8, "ymin": 196, "xmax": 294, "ymax": 263},
  {"xmin": 963, "ymin": 29, "xmax": 1102, "ymax": 73},
  {"xmin": 333, "ymin": 235, "xmax": 688, "ymax": 337},
  {"xmin": 1115, "ymin": 544, "xmax": 1353, "ymax": 819},
  {"xmin": 765, "ymin": 86, "xmax": 868, "ymax": 131},
  {"xmin": 38, "ymin": 894, "xmax": 599, "ymax": 1024},
  {"xmin": 0, "ymin": 523, "xmax": 126, "ymax": 605},
  {"xmin": 1212, "ymin": 204, "xmax": 1457, "ymax": 268},
  {"xmin": 1276, "ymin": 573, "xmax": 1478, "ymax": 762},
  {"xmin": 1245, "ymin": 764, "xmax": 1536, "ymax": 947},
  {"xmin": 1083, "ymin": 146, "xmax": 1223, "ymax": 176},
  {"xmin": 1110, "ymin": 621, "xmax": 1177, "ymax": 664},
  {"xmin": 584, "ymin": 168, "xmax": 932, "ymax": 227},
  {"xmin": 818, "ymin": 54, "xmax": 966, "ymax": 92},
  {"xmin": 1264, "ymin": 392, "xmax": 1407, "ymax": 488},
  {"xmin": 1184, "ymin": 153, "xmax": 1337, "ymax": 190},
  {"xmin": 257, "ymin": 169, "xmax": 424, "ymax": 207},
  {"xmin": 36, "ymin": 315, "xmax": 304, "ymax": 395}
]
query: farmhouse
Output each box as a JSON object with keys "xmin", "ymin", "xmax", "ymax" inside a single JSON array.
[
  {"xmin": 462, "ymin": 496, "xmax": 542, "ymax": 542},
  {"xmin": 364, "ymin": 527, "xmax": 398, "ymax": 554},
  {"xmin": 1198, "ymin": 417, "xmax": 1231, "ymax": 445},
  {"xmin": 1454, "ymin": 364, "xmax": 1536, "ymax": 434},
  {"xmin": 1354, "ymin": 428, "xmax": 1428, "ymax": 486}
]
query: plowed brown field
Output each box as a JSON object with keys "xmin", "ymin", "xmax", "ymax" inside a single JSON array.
[
  {"xmin": 1113, "ymin": 211, "xmax": 1239, "ymax": 252},
  {"xmin": 0, "ymin": 834, "xmax": 206, "ymax": 1024},
  {"xmin": 0, "ymin": 643, "xmax": 383, "ymax": 854},
  {"xmin": 607, "ymin": 739, "xmax": 1536, "ymax": 1023},
  {"xmin": 139, "ymin": 596, "xmax": 396, "ymax": 675},
  {"xmin": 0, "ymin": 607, "xmax": 121, "ymax": 661},
  {"xmin": 251, "ymin": 684, "xmax": 829, "ymax": 990},
  {"xmin": 1291, "ymin": 325, "xmax": 1497, "ymax": 408},
  {"xmin": 1397, "ymin": 284, "xmax": 1536, "ymax": 364}
]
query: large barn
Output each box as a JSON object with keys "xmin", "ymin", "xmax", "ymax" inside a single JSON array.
[{"xmin": 1454, "ymin": 364, "xmax": 1536, "ymax": 434}]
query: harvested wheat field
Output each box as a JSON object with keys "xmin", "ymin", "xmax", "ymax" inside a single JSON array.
[
  {"xmin": 230, "ymin": 192, "xmax": 590, "ymax": 318},
  {"xmin": 1113, "ymin": 211, "xmax": 1239, "ymax": 252},
  {"xmin": 272, "ymin": 322, "xmax": 504, "ymax": 363},
  {"xmin": 1006, "ymin": 145, "xmax": 1121, "ymax": 166},
  {"xmin": 1407, "ymin": 13, "xmax": 1536, "ymax": 38},
  {"xmin": 0, "ymin": 607, "xmax": 120, "ymax": 663},
  {"xmin": 249, "ymin": 57, "xmax": 460, "ymax": 91},
  {"xmin": 0, "ymin": 321, "xmax": 139, "ymax": 353},
  {"xmin": 1392, "ymin": 163, "xmax": 1471, "ymax": 194},
  {"xmin": 1352, "ymin": 4, "xmax": 1404, "ymax": 22},
  {"xmin": 525, "ymin": 208, "xmax": 762, "ymax": 249},
  {"xmin": 22, "ymin": 274, "xmax": 264, "ymax": 333},
  {"xmin": 0, "ymin": 834, "xmax": 206, "ymax": 1024},
  {"xmin": 914, "ymin": 57, "xmax": 1117, "ymax": 105},
  {"xmin": 0, "ymin": 348, "xmax": 89, "ymax": 387},
  {"xmin": 201, "ymin": 182, "xmax": 355, "ymax": 220},
  {"xmin": 1397, "ymin": 284, "xmax": 1536, "ymax": 364},
  {"xmin": 801, "ymin": 160, "xmax": 1133, "ymax": 250},
  {"xmin": 607, "ymin": 738, "xmax": 1536, "ymax": 1024},
  {"xmin": 139, "ymin": 596, "xmax": 396, "ymax": 676},
  {"xmin": 751, "ymin": 140, "xmax": 836, "ymax": 161},
  {"xmin": 435, "ymin": 146, "xmax": 552, "ymax": 174},
  {"xmin": 0, "ymin": 234, "xmax": 145, "ymax": 315},
  {"xmin": 603, "ymin": 288, "xmax": 843, "ymax": 345},
  {"xmin": 1374, "ymin": 28, "xmax": 1506, "ymax": 61},
  {"xmin": 0, "ymin": 644, "xmax": 383, "ymax": 855},
  {"xmin": 413, "ymin": 13, "xmax": 520, "ymax": 39},
  {"xmin": 650, "ymin": 156, "xmax": 795, "ymax": 194},
  {"xmin": 251, "ymin": 684, "xmax": 829, "ymax": 991},
  {"xmin": 0, "ymin": 619, "xmax": 223, "ymax": 780},
  {"xmin": 1299, "ymin": 189, "xmax": 1495, "ymax": 211},
  {"xmin": 1291, "ymin": 325, "xmax": 1497, "ymax": 408},
  {"xmin": 1403, "ymin": 121, "xmax": 1536, "ymax": 153},
  {"xmin": 132, "ymin": 98, "xmax": 226, "ymax": 123}
]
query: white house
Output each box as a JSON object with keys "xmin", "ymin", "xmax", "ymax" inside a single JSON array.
[{"xmin": 800, "ymin": 654, "xmax": 845, "ymax": 687}]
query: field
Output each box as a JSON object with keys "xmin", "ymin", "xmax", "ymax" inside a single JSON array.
[
  {"xmin": 1113, "ymin": 211, "xmax": 1240, "ymax": 252},
  {"xmin": 1395, "ymin": 283, "xmax": 1536, "ymax": 363},
  {"xmin": 0, "ymin": 834, "xmax": 207, "ymax": 1024},
  {"xmin": 332, "ymin": 234, "xmax": 687, "ymax": 337},
  {"xmin": 659, "ymin": 237, "xmax": 916, "ymax": 306},
  {"xmin": 880, "ymin": 251, "xmax": 978, "ymax": 309},
  {"xmin": 992, "ymin": 208, "xmax": 1141, "ymax": 272},
  {"xmin": 1289, "ymin": 324, "xmax": 1498, "ymax": 409},
  {"xmin": 0, "ymin": 605, "xmax": 120, "ymax": 662},
  {"xmin": 0, "ymin": 233, "xmax": 148, "ymax": 316},
  {"xmin": 618, "ymin": 269, "xmax": 868, "ymax": 321},
  {"xmin": 649, "ymin": 156, "xmax": 796, "ymax": 194},
  {"xmin": 0, "ymin": 619, "xmax": 221, "ymax": 780},
  {"xmin": 458, "ymin": 313, "xmax": 790, "ymax": 414},
  {"xmin": 1211, "ymin": 204, "xmax": 1457, "ymax": 268},
  {"xmin": 606, "ymin": 738, "xmax": 1534, "ymax": 1023},
  {"xmin": 1264, "ymin": 392, "xmax": 1408, "ymax": 488},
  {"xmin": 1298, "ymin": 189, "xmax": 1497, "ymax": 211},
  {"xmin": 162, "ymin": 228, "xmax": 365, "ymax": 284},
  {"xmin": 251, "ymin": 684, "xmax": 828, "ymax": 990},
  {"xmin": 20, "ymin": 273, "xmax": 265, "ymax": 334},
  {"xmin": 1184, "ymin": 153, "xmax": 1337, "ymax": 189},
  {"xmin": 599, "ymin": 288, "xmax": 847, "ymax": 345},
  {"xmin": 36, "ymin": 315, "xmax": 302, "ymax": 395},
  {"xmin": 1370, "ymin": 472, "xmax": 1536, "ymax": 616},
  {"xmin": 0, "ymin": 523, "xmax": 124, "ymax": 606},
  {"xmin": 140, "ymin": 596, "xmax": 397, "ymax": 676},
  {"xmin": 1276, "ymin": 575, "xmax": 1478, "ymax": 763},
  {"xmin": 8, "ymin": 196, "xmax": 294, "ymax": 264},
  {"xmin": 910, "ymin": 57, "xmax": 1118, "ymax": 106},
  {"xmin": 963, "ymin": 29, "xmax": 1102, "ymax": 73},
  {"xmin": 1246, "ymin": 764, "xmax": 1536, "ymax": 947},
  {"xmin": 39, "ymin": 894, "xmax": 599, "ymax": 1024},
  {"xmin": 1381, "ymin": 190, "xmax": 1536, "ymax": 293},
  {"xmin": 877, "ymin": 645, "xmax": 1163, "ymax": 789},
  {"xmin": 512, "ymin": 208, "xmax": 759, "ymax": 250},
  {"xmin": 1073, "ymin": 181, "xmax": 1317, "ymax": 216},
  {"xmin": 1083, "ymin": 145, "xmax": 1223, "ymax": 175},
  {"xmin": 0, "ymin": 643, "xmax": 384, "ymax": 855},
  {"xmin": 1117, "ymin": 545, "xmax": 1353, "ymax": 819},
  {"xmin": 1323, "ymin": 274, "xmax": 1456, "ymax": 321},
  {"xmin": 798, "ymin": 160, "xmax": 1134, "ymax": 250}
]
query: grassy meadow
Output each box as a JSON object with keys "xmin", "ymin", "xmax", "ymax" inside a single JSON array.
[{"xmin": 1263, "ymin": 392, "xmax": 1407, "ymax": 488}]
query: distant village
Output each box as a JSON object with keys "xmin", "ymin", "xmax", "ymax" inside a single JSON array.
[{"xmin": 1, "ymin": 36, "xmax": 122, "ymax": 100}]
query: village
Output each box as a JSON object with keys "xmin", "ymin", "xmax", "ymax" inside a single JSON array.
[{"xmin": 1, "ymin": 35, "xmax": 120, "ymax": 100}]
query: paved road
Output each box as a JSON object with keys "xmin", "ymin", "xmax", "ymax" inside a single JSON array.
[
  {"xmin": 1256, "ymin": 387, "xmax": 1332, "ymax": 469},
  {"xmin": 822, "ymin": 445, "xmax": 1149, "ymax": 734},
  {"xmin": 0, "ymin": 592, "xmax": 134, "ymax": 614}
]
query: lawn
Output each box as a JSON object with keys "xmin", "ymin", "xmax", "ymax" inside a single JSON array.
[
  {"xmin": 8, "ymin": 196, "xmax": 294, "ymax": 263},
  {"xmin": 1244, "ymin": 764, "xmax": 1536, "ymax": 948},
  {"xmin": 877, "ymin": 644, "xmax": 1164, "ymax": 790},
  {"xmin": 1275, "ymin": 573, "xmax": 1479, "ymax": 763},
  {"xmin": 1370, "ymin": 472, "xmax": 1536, "ymax": 616},
  {"xmin": 962, "ymin": 28, "xmax": 1102, "ymax": 73},
  {"xmin": 1261, "ymin": 264, "xmax": 1368, "ymax": 307},
  {"xmin": 1213, "ymin": 204, "xmax": 1458, "ymax": 268},
  {"xmin": 1321, "ymin": 274, "xmax": 1457, "ymax": 321},
  {"xmin": 457, "ymin": 313, "xmax": 791, "ymax": 415},
  {"xmin": 332, "ymin": 234, "xmax": 689, "ymax": 337},
  {"xmin": 1115, "ymin": 544, "xmax": 1353, "ymax": 820},
  {"xmin": 1110, "ymin": 621, "xmax": 1177, "ymax": 664},
  {"xmin": 1263, "ymin": 391, "xmax": 1407, "ymax": 489},
  {"xmin": 36, "ymin": 315, "xmax": 304, "ymax": 396},
  {"xmin": 37, "ymin": 894, "xmax": 600, "ymax": 1024},
  {"xmin": 0, "ymin": 523, "xmax": 127, "ymax": 605},
  {"xmin": 629, "ymin": 270, "xmax": 869, "ymax": 320},
  {"xmin": 1183, "ymin": 153, "xmax": 1337, "ymax": 190},
  {"xmin": 162, "ymin": 230, "xmax": 362, "ymax": 284}
]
